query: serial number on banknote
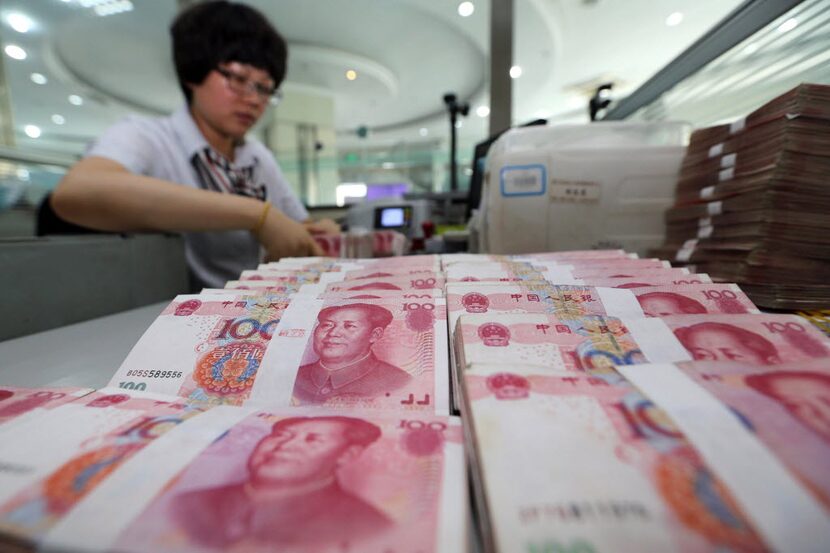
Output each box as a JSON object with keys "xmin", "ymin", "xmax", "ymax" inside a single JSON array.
[{"xmin": 125, "ymin": 370, "xmax": 184, "ymax": 379}]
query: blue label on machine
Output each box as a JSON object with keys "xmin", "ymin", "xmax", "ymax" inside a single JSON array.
[{"xmin": 500, "ymin": 164, "xmax": 547, "ymax": 197}]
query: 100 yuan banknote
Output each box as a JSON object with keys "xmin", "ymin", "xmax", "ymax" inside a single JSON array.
[
  {"xmin": 0, "ymin": 386, "xmax": 93, "ymax": 426},
  {"xmin": 629, "ymin": 284, "xmax": 760, "ymax": 316},
  {"xmin": 447, "ymin": 283, "xmax": 646, "ymax": 328},
  {"xmin": 454, "ymin": 313, "xmax": 692, "ymax": 378},
  {"xmin": 0, "ymin": 387, "xmax": 211, "ymax": 548},
  {"xmin": 31, "ymin": 407, "xmax": 465, "ymax": 553},
  {"xmin": 254, "ymin": 297, "xmax": 450, "ymax": 413},
  {"xmin": 659, "ymin": 313, "xmax": 830, "ymax": 365},
  {"xmin": 110, "ymin": 294, "xmax": 292, "ymax": 404},
  {"xmin": 623, "ymin": 359, "xmax": 830, "ymax": 513},
  {"xmin": 462, "ymin": 363, "xmax": 768, "ymax": 553},
  {"xmin": 618, "ymin": 360, "xmax": 830, "ymax": 553}
]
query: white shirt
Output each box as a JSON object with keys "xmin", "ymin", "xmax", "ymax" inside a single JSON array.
[{"xmin": 86, "ymin": 106, "xmax": 308, "ymax": 288}]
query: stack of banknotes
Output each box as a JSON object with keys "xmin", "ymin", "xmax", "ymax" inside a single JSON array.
[
  {"xmin": 654, "ymin": 83, "xmax": 830, "ymax": 309},
  {"xmin": 2, "ymin": 248, "xmax": 830, "ymax": 552},
  {"xmin": 313, "ymin": 229, "xmax": 406, "ymax": 258}
]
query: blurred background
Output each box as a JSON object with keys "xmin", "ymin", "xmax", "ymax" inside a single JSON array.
[{"xmin": 1, "ymin": 0, "xmax": 827, "ymax": 238}]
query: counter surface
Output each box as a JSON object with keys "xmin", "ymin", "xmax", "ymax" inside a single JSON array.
[{"xmin": 0, "ymin": 302, "xmax": 167, "ymax": 388}]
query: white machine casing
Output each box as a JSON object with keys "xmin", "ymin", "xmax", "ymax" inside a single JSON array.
[{"xmin": 478, "ymin": 121, "xmax": 688, "ymax": 256}]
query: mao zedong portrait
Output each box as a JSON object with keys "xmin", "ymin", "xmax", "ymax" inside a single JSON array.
[
  {"xmin": 673, "ymin": 322, "xmax": 781, "ymax": 365},
  {"xmin": 174, "ymin": 416, "xmax": 392, "ymax": 548},
  {"xmin": 637, "ymin": 291, "xmax": 707, "ymax": 317},
  {"xmin": 745, "ymin": 371, "xmax": 830, "ymax": 443},
  {"xmin": 293, "ymin": 303, "xmax": 412, "ymax": 404}
]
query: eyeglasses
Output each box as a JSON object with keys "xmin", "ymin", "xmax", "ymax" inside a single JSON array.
[{"xmin": 216, "ymin": 67, "xmax": 282, "ymax": 106}]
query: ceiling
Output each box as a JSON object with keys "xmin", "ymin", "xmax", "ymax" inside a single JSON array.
[{"xmin": 2, "ymin": 0, "xmax": 748, "ymax": 156}]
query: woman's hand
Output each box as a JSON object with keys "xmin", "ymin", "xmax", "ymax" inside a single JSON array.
[
  {"xmin": 304, "ymin": 218, "xmax": 341, "ymax": 235},
  {"xmin": 258, "ymin": 207, "xmax": 325, "ymax": 260}
]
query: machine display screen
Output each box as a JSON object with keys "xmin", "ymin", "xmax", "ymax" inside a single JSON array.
[{"xmin": 377, "ymin": 206, "xmax": 408, "ymax": 228}]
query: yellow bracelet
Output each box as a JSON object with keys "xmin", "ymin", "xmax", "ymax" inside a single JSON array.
[{"xmin": 252, "ymin": 202, "xmax": 271, "ymax": 236}]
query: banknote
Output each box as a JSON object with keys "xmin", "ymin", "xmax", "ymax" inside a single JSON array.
[
  {"xmin": 321, "ymin": 266, "xmax": 441, "ymax": 282},
  {"xmin": 253, "ymin": 297, "xmax": 450, "ymax": 413},
  {"xmin": 204, "ymin": 288, "xmax": 441, "ymax": 301},
  {"xmin": 454, "ymin": 313, "xmax": 692, "ymax": 378},
  {"xmin": 238, "ymin": 270, "xmax": 326, "ymax": 283},
  {"xmin": 32, "ymin": 408, "xmax": 465, "ymax": 553},
  {"xmin": 224, "ymin": 280, "xmax": 306, "ymax": 292},
  {"xmin": 629, "ymin": 284, "xmax": 760, "ymax": 316},
  {"xmin": 264, "ymin": 255, "xmax": 440, "ymax": 271},
  {"xmin": 322, "ymin": 275, "xmax": 445, "ymax": 294},
  {"xmin": 447, "ymin": 283, "xmax": 646, "ymax": 327},
  {"xmin": 445, "ymin": 263, "xmax": 689, "ymax": 284},
  {"xmin": 518, "ymin": 249, "xmax": 638, "ymax": 261},
  {"xmin": 445, "ymin": 283, "xmax": 645, "ymax": 411},
  {"xmin": 110, "ymin": 294, "xmax": 293, "ymax": 405},
  {"xmin": 0, "ymin": 388, "xmax": 211, "ymax": 548},
  {"xmin": 585, "ymin": 274, "xmax": 713, "ymax": 288},
  {"xmin": 626, "ymin": 359, "xmax": 830, "ymax": 510},
  {"xmin": 0, "ymin": 387, "xmax": 93, "ymax": 426},
  {"xmin": 618, "ymin": 360, "xmax": 830, "ymax": 552},
  {"xmin": 659, "ymin": 314, "xmax": 830, "ymax": 364},
  {"xmin": 462, "ymin": 363, "xmax": 767, "ymax": 553},
  {"xmin": 440, "ymin": 250, "xmax": 635, "ymax": 268}
]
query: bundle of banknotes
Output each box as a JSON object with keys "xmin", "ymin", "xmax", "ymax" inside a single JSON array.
[
  {"xmin": 653, "ymin": 83, "xmax": 830, "ymax": 310},
  {"xmin": 313, "ymin": 229, "xmax": 406, "ymax": 258},
  {"xmin": 2, "ymin": 248, "xmax": 830, "ymax": 552}
]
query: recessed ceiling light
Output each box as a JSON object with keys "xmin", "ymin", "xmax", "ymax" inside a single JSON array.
[
  {"xmin": 24, "ymin": 124, "xmax": 41, "ymax": 138},
  {"xmin": 5, "ymin": 12, "xmax": 34, "ymax": 33},
  {"xmin": 68, "ymin": 94, "xmax": 84, "ymax": 106},
  {"xmin": 93, "ymin": 0, "xmax": 134, "ymax": 17},
  {"xmin": 665, "ymin": 12, "xmax": 683, "ymax": 27},
  {"xmin": 509, "ymin": 65, "xmax": 522, "ymax": 79},
  {"xmin": 52, "ymin": 114, "xmax": 66, "ymax": 125},
  {"xmin": 743, "ymin": 42, "xmax": 759, "ymax": 55},
  {"xmin": 4, "ymin": 44, "xmax": 27, "ymax": 60},
  {"xmin": 458, "ymin": 2, "xmax": 475, "ymax": 17},
  {"xmin": 419, "ymin": 128, "xmax": 428, "ymax": 137},
  {"xmin": 476, "ymin": 105, "xmax": 490, "ymax": 118},
  {"xmin": 777, "ymin": 18, "xmax": 798, "ymax": 33},
  {"xmin": 382, "ymin": 162, "xmax": 395, "ymax": 169},
  {"xmin": 345, "ymin": 69, "xmax": 357, "ymax": 81},
  {"xmin": 30, "ymin": 72, "xmax": 48, "ymax": 85}
]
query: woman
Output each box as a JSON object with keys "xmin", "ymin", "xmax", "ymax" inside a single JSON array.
[{"xmin": 51, "ymin": 1, "xmax": 337, "ymax": 288}]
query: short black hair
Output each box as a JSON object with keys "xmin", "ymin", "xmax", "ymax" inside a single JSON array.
[
  {"xmin": 318, "ymin": 303, "xmax": 394, "ymax": 330},
  {"xmin": 170, "ymin": 1, "xmax": 287, "ymax": 104},
  {"xmin": 272, "ymin": 416, "xmax": 382, "ymax": 448}
]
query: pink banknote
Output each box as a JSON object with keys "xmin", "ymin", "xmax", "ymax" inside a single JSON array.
[
  {"xmin": 238, "ymin": 270, "xmax": 324, "ymax": 283},
  {"xmin": 447, "ymin": 283, "xmax": 645, "ymax": 325},
  {"xmin": 109, "ymin": 410, "xmax": 464, "ymax": 553},
  {"xmin": 661, "ymin": 314, "xmax": 830, "ymax": 365},
  {"xmin": 110, "ymin": 294, "xmax": 292, "ymax": 405},
  {"xmin": 454, "ymin": 313, "xmax": 691, "ymax": 377},
  {"xmin": 630, "ymin": 284, "xmax": 760, "ymax": 316},
  {"xmin": 0, "ymin": 387, "xmax": 93, "ymax": 425},
  {"xmin": 328, "ymin": 267, "xmax": 440, "ymax": 282},
  {"xmin": 520, "ymin": 249, "xmax": 636, "ymax": 260},
  {"xmin": 0, "ymin": 388, "xmax": 210, "ymax": 547},
  {"xmin": 224, "ymin": 280, "xmax": 305, "ymax": 292},
  {"xmin": 445, "ymin": 263, "xmax": 690, "ymax": 284},
  {"xmin": 323, "ymin": 275, "xmax": 445, "ymax": 293},
  {"xmin": 585, "ymin": 274, "xmax": 713, "ymax": 288},
  {"xmin": 256, "ymin": 297, "xmax": 449, "ymax": 412},
  {"xmin": 462, "ymin": 363, "xmax": 767, "ymax": 553},
  {"xmin": 670, "ymin": 359, "xmax": 830, "ymax": 511}
]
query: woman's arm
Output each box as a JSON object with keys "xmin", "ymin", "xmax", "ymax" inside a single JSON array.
[{"xmin": 52, "ymin": 156, "xmax": 324, "ymax": 258}]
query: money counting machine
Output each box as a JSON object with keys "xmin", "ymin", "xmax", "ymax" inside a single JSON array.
[{"xmin": 474, "ymin": 122, "xmax": 688, "ymax": 256}]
